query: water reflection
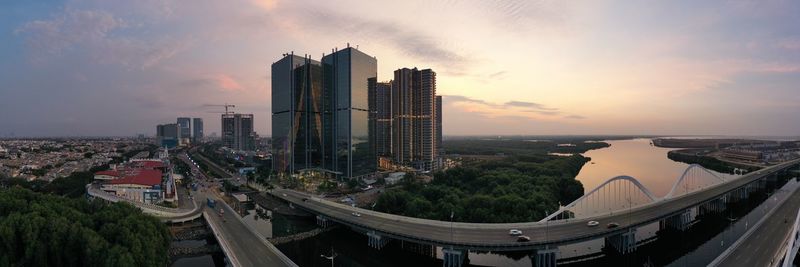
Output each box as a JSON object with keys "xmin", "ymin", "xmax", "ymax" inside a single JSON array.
[{"xmin": 575, "ymin": 138, "xmax": 738, "ymax": 196}]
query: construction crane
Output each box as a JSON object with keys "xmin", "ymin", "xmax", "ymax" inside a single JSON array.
[{"xmin": 203, "ymin": 103, "xmax": 235, "ymax": 114}]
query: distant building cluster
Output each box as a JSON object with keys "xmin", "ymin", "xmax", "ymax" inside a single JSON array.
[
  {"xmin": 720, "ymin": 142, "xmax": 800, "ymax": 164},
  {"xmin": 156, "ymin": 117, "xmax": 204, "ymax": 148},
  {"xmin": 0, "ymin": 139, "xmax": 146, "ymax": 181},
  {"xmin": 270, "ymin": 45, "xmax": 443, "ymax": 181}
]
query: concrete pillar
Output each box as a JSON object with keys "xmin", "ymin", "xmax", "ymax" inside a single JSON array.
[
  {"xmin": 698, "ymin": 197, "xmax": 727, "ymax": 217},
  {"xmin": 442, "ymin": 247, "xmax": 467, "ymax": 267},
  {"xmin": 660, "ymin": 209, "xmax": 691, "ymax": 231},
  {"xmin": 531, "ymin": 247, "xmax": 559, "ymax": 267},
  {"xmin": 605, "ymin": 229, "xmax": 636, "ymax": 255},
  {"xmin": 316, "ymin": 215, "xmax": 331, "ymax": 228},
  {"xmin": 367, "ymin": 231, "xmax": 389, "ymax": 250}
]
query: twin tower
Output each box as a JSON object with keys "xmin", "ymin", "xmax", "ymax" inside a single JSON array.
[{"xmin": 271, "ymin": 46, "xmax": 441, "ymax": 180}]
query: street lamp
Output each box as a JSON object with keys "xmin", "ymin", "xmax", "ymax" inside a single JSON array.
[{"xmin": 320, "ymin": 248, "xmax": 337, "ymax": 267}]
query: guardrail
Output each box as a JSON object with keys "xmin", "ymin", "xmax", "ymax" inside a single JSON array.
[
  {"xmin": 86, "ymin": 184, "xmax": 198, "ymax": 218},
  {"xmin": 709, "ymin": 180, "xmax": 800, "ymax": 267},
  {"xmin": 204, "ymin": 211, "xmax": 242, "ymax": 267},
  {"xmin": 214, "ymin": 194, "xmax": 298, "ymax": 267},
  {"xmin": 779, "ymin": 207, "xmax": 800, "ymax": 267}
]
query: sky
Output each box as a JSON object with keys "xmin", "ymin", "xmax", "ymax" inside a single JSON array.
[{"xmin": 1, "ymin": 0, "xmax": 800, "ymax": 137}]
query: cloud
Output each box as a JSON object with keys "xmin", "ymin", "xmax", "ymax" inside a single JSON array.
[
  {"xmin": 251, "ymin": 0, "xmax": 279, "ymax": 11},
  {"xmin": 443, "ymin": 94, "xmax": 577, "ymax": 121},
  {"xmin": 283, "ymin": 9, "xmax": 472, "ymax": 74},
  {"xmin": 488, "ymin": 71, "xmax": 508, "ymax": 79},
  {"xmin": 179, "ymin": 74, "xmax": 245, "ymax": 92},
  {"xmin": 15, "ymin": 9, "xmax": 125, "ymax": 59},
  {"xmin": 564, "ymin": 115, "xmax": 585, "ymax": 119},
  {"xmin": 15, "ymin": 8, "xmax": 188, "ymax": 69},
  {"xmin": 216, "ymin": 74, "xmax": 244, "ymax": 91},
  {"xmin": 505, "ymin": 100, "xmax": 557, "ymax": 110}
]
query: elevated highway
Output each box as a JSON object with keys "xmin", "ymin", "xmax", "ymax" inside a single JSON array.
[{"xmin": 270, "ymin": 159, "xmax": 800, "ymax": 253}]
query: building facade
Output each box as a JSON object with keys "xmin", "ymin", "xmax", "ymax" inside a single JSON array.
[
  {"xmin": 156, "ymin": 123, "xmax": 180, "ymax": 148},
  {"xmin": 436, "ymin": 95, "xmax": 443, "ymax": 155},
  {"xmin": 271, "ymin": 47, "xmax": 377, "ymax": 179},
  {"xmin": 177, "ymin": 117, "xmax": 191, "ymax": 145},
  {"xmin": 222, "ymin": 113, "xmax": 255, "ymax": 151},
  {"xmin": 392, "ymin": 68, "xmax": 438, "ymax": 170},
  {"xmin": 370, "ymin": 81, "xmax": 392, "ymax": 157},
  {"xmin": 192, "ymin": 118, "xmax": 204, "ymax": 143}
]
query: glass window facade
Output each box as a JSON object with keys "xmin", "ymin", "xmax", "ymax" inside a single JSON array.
[{"xmin": 272, "ymin": 48, "xmax": 377, "ymax": 179}]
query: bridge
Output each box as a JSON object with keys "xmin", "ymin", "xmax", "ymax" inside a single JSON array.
[
  {"xmin": 86, "ymin": 183, "xmax": 203, "ymax": 223},
  {"xmin": 271, "ymin": 159, "xmax": 800, "ymax": 266},
  {"xmin": 198, "ymin": 190, "xmax": 297, "ymax": 267}
]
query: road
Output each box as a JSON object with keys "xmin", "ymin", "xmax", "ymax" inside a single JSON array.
[
  {"xmin": 200, "ymin": 191, "xmax": 294, "ymax": 267},
  {"xmin": 179, "ymin": 152, "xmax": 295, "ymax": 267},
  {"xmin": 271, "ymin": 159, "xmax": 800, "ymax": 251},
  {"xmin": 717, "ymin": 182, "xmax": 800, "ymax": 267}
]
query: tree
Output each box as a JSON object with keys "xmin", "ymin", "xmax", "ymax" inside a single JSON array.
[{"xmin": 0, "ymin": 188, "xmax": 171, "ymax": 266}]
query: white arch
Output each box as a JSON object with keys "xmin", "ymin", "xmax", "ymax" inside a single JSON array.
[
  {"xmin": 664, "ymin": 164, "xmax": 726, "ymax": 199},
  {"xmin": 540, "ymin": 175, "xmax": 657, "ymax": 221}
]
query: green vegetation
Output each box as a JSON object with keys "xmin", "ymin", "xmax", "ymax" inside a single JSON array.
[
  {"xmin": 667, "ymin": 150, "xmax": 760, "ymax": 174},
  {"xmin": 443, "ymin": 139, "xmax": 609, "ymax": 156},
  {"xmin": 374, "ymin": 139, "xmax": 606, "ymax": 223},
  {"xmin": 1, "ymin": 171, "xmax": 95, "ymax": 198},
  {"xmin": 0, "ymin": 187, "xmax": 171, "ymax": 266}
]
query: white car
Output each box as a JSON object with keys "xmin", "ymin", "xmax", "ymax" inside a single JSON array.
[
  {"xmin": 587, "ymin": 221, "xmax": 600, "ymax": 227},
  {"xmin": 509, "ymin": 229, "xmax": 523, "ymax": 236},
  {"xmin": 351, "ymin": 212, "xmax": 361, "ymax": 217}
]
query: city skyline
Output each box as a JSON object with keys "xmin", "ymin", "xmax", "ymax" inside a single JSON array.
[{"xmin": 2, "ymin": 1, "xmax": 800, "ymax": 137}]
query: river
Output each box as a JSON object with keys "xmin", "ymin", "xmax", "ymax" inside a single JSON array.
[{"xmin": 575, "ymin": 138, "xmax": 737, "ymax": 197}]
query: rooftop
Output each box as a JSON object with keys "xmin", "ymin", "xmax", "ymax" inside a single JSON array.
[{"xmin": 108, "ymin": 169, "xmax": 162, "ymax": 187}]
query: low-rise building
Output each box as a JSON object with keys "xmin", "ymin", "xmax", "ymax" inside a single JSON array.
[{"xmin": 100, "ymin": 169, "xmax": 163, "ymax": 204}]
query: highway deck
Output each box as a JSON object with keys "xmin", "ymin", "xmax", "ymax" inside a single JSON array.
[
  {"xmin": 716, "ymin": 182, "xmax": 800, "ymax": 267},
  {"xmin": 271, "ymin": 159, "xmax": 800, "ymax": 251}
]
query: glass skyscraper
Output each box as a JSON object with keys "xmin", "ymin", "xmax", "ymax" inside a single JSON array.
[{"xmin": 272, "ymin": 47, "xmax": 377, "ymax": 179}]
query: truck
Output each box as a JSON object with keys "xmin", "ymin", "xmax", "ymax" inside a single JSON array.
[{"xmin": 207, "ymin": 198, "xmax": 216, "ymax": 208}]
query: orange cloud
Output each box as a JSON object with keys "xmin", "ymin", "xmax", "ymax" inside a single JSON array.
[
  {"xmin": 251, "ymin": 0, "xmax": 278, "ymax": 11},
  {"xmin": 216, "ymin": 74, "xmax": 243, "ymax": 91}
]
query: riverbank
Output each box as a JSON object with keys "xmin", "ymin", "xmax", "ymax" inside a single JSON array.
[{"xmin": 667, "ymin": 149, "xmax": 762, "ymax": 174}]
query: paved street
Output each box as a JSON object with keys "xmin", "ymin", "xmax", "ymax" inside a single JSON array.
[
  {"xmin": 717, "ymin": 183, "xmax": 800, "ymax": 267},
  {"xmin": 180, "ymin": 151, "xmax": 295, "ymax": 267}
]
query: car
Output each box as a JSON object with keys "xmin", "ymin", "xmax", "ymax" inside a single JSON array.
[
  {"xmin": 607, "ymin": 222, "xmax": 619, "ymax": 228},
  {"xmin": 508, "ymin": 229, "xmax": 523, "ymax": 236},
  {"xmin": 351, "ymin": 212, "xmax": 361, "ymax": 217},
  {"xmin": 516, "ymin": 235, "xmax": 531, "ymax": 242},
  {"xmin": 282, "ymin": 193, "xmax": 288, "ymax": 197},
  {"xmin": 587, "ymin": 221, "xmax": 599, "ymax": 227},
  {"xmin": 302, "ymin": 198, "xmax": 308, "ymax": 202}
]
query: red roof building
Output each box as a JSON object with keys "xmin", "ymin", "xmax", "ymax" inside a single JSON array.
[{"xmin": 108, "ymin": 169, "xmax": 162, "ymax": 187}]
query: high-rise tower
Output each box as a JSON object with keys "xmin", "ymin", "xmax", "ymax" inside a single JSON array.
[
  {"xmin": 392, "ymin": 68, "xmax": 437, "ymax": 170},
  {"xmin": 271, "ymin": 47, "xmax": 377, "ymax": 179}
]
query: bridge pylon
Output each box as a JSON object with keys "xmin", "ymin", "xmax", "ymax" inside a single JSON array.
[
  {"xmin": 531, "ymin": 246, "xmax": 558, "ymax": 267},
  {"xmin": 316, "ymin": 215, "xmax": 332, "ymax": 228},
  {"xmin": 442, "ymin": 247, "xmax": 467, "ymax": 267},
  {"xmin": 660, "ymin": 209, "xmax": 692, "ymax": 231},
  {"xmin": 605, "ymin": 229, "xmax": 637, "ymax": 255},
  {"xmin": 367, "ymin": 231, "xmax": 389, "ymax": 250}
]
